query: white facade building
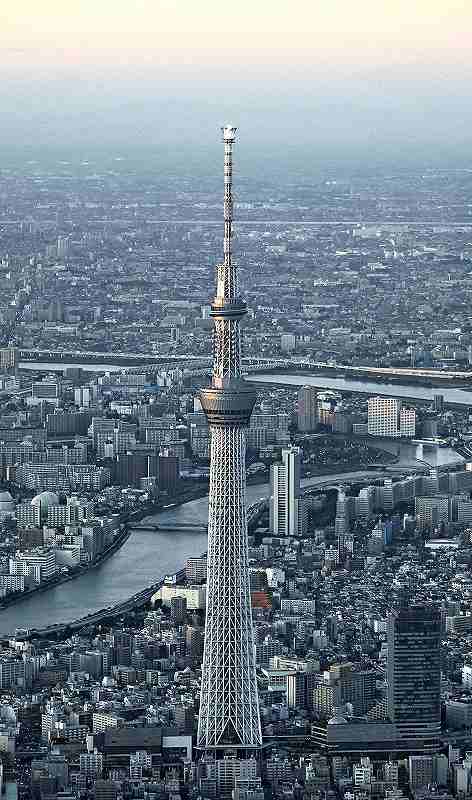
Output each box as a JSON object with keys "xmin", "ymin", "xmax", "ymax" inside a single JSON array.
[
  {"xmin": 280, "ymin": 598, "xmax": 316, "ymax": 616},
  {"xmin": 367, "ymin": 397, "xmax": 415, "ymax": 438},
  {"xmin": 270, "ymin": 447, "xmax": 307, "ymax": 537},
  {"xmin": 9, "ymin": 548, "xmax": 56, "ymax": 584},
  {"xmin": 152, "ymin": 584, "xmax": 206, "ymax": 610},
  {"xmin": 354, "ymin": 757, "xmax": 373, "ymax": 787},
  {"xmin": 462, "ymin": 664, "xmax": 472, "ymax": 689}
]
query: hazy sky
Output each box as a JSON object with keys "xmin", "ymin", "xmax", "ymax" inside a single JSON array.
[{"xmin": 1, "ymin": 1, "xmax": 471, "ymax": 164}]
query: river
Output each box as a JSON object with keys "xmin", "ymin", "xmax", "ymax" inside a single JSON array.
[
  {"xmin": 19, "ymin": 362, "xmax": 128, "ymax": 373},
  {"xmin": 18, "ymin": 364, "xmax": 472, "ymax": 406},
  {"xmin": 0, "ymin": 447, "xmax": 462, "ymax": 636},
  {"xmin": 250, "ymin": 373, "xmax": 472, "ymax": 406}
]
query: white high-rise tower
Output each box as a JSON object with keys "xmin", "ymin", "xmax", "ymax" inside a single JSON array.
[
  {"xmin": 270, "ymin": 446, "xmax": 307, "ymax": 537},
  {"xmin": 197, "ymin": 127, "xmax": 261, "ymax": 751}
]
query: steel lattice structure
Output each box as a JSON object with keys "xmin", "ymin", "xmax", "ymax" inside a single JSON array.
[{"xmin": 197, "ymin": 126, "xmax": 262, "ymax": 751}]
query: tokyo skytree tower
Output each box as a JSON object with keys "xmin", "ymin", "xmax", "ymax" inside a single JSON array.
[{"xmin": 197, "ymin": 126, "xmax": 262, "ymax": 750}]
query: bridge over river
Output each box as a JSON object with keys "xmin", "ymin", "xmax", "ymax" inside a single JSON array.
[
  {"xmin": 17, "ymin": 348, "xmax": 472, "ymax": 386},
  {"xmin": 129, "ymin": 522, "xmax": 207, "ymax": 533}
]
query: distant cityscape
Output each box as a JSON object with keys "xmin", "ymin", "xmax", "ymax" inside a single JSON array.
[
  {"xmin": 1, "ymin": 153, "xmax": 472, "ymax": 800},
  {"xmin": 0, "ymin": 163, "xmax": 472, "ymax": 372}
]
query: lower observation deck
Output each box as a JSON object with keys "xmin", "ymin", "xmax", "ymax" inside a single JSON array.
[{"xmin": 199, "ymin": 384, "xmax": 257, "ymax": 427}]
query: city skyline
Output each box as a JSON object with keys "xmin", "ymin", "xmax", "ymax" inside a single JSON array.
[{"xmin": 1, "ymin": 6, "xmax": 472, "ymax": 795}]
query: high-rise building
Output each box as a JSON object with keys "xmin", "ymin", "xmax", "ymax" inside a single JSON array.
[
  {"xmin": 56, "ymin": 236, "xmax": 69, "ymax": 256},
  {"xmin": 317, "ymin": 391, "xmax": 340, "ymax": 427},
  {"xmin": 400, "ymin": 406, "xmax": 416, "ymax": 437},
  {"xmin": 368, "ymin": 397, "xmax": 399, "ymax": 437},
  {"xmin": 74, "ymin": 386, "xmax": 91, "ymax": 408},
  {"xmin": 9, "ymin": 548, "xmax": 57, "ymax": 584},
  {"xmin": 387, "ymin": 604, "xmax": 441, "ymax": 744},
  {"xmin": 280, "ymin": 334, "xmax": 296, "ymax": 353},
  {"xmin": 15, "ymin": 463, "xmax": 110, "ymax": 492},
  {"xmin": 286, "ymin": 671, "xmax": 308, "ymax": 709},
  {"xmin": 233, "ymin": 777, "xmax": 264, "ymax": 800},
  {"xmin": 457, "ymin": 500, "xmax": 472, "ymax": 525},
  {"xmin": 197, "ymin": 127, "xmax": 261, "ymax": 754},
  {"xmin": 46, "ymin": 410, "xmax": 94, "ymax": 436},
  {"xmin": 329, "ymin": 662, "xmax": 377, "ymax": 715},
  {"xmin": 186, "ymin": 556, "xmax": 207, "ymax": 584},
  {"xmin": 367, "ymin": 397, "xmax": 416, "ymax": 438},
  {"xmin": 335, "ymin": 490, "xmax": 350, "ymax": 560},
  {"xmin": 16, "ymin": 502, "xmax": 41, "ymax": 527},
  {"xmin": 173, "ymin": 704, "xmax": 195, "ymax": 734},
  {"xmin": 200, "ymin": 756, "xmax": 258, "ymax": 799},
  {"xmin": 80, "ymin": 749, "xmax": 104, "ymax": 778},
  {"xmin": 297, "ymin": 386, "xmax": 318, "ymax": 432},
  {"xmin": 270, "ymin": 446, "xmax": 307, "ymax": 537},
  {"xmin": 312, "ymin": 663, "xmax": 377, "ymax": 718},
  {"xmin": 356, "ymin": 486, "xmax": 375, "ymax": 526},
  {"xmin": 326, "ymin": 615, "xmax": 338, "ymax": 643},
  {"xmin": 353, "ymin": 757, "xmax": 373, "ymax": 787},
  {"xmin": 186, "ymin": 626, "xmax": 204, "ymax": 661},
  {"xmin": 157, "ymin": 451, "xmax": 179, "ymax": 493},
  {"xmin": 415, "ymin": 495, "xmax": 449, "ymax": 531},
  {"xmin": 0, "ymin": 348, "xmax": 17, "ymax": 372},
  {"xmin": 94, "ymin": 780, "xmax": 117, "ymax": 800},
  {"xmin": 408, "ymin": 755, "xmax": 448, "ymax": 789},
  {"xmin": 113, "ymin": 452, "xmax": 159, "ymax": 488},
  {"xmin": 170, "ymin": 596, "xmax": 187, "ymax": 624},
  {"xmin": 32, "ymin": 380, "xmax": 60, "ymax": 404}
]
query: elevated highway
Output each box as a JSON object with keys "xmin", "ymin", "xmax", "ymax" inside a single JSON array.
[
  {"xmin": 18, "ymin": 348, "xmax": 211, "ymax": 369},
  {"xmin": 244, "ymin": 357, "xmax": 472, "ymax": 385},
  {"xmin": 23, "ymin": 568, "xmax": 188, "ymax": 639}
]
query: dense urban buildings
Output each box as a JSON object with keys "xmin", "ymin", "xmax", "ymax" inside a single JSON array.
[{"xmin": 1, "ymin": 131, "xmax": 472, "ymax": 800}]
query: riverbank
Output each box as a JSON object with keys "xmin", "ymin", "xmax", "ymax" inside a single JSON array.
[
  {"xmin": 249, "ymin": 372, "xmax": 472, "ymax": 407},
  {"xmin": 0, "ymin": 434, "xmax": 453, "ymax": 620},
  {"xmin": 24, "ymin": 500, "xmax": 268, "ymax": 639},
  {"xmin": 0, "ymin": 486, "xmax": 210, "ymax": 612},
  {"xmin": 19, "ymin": 473, "xmax": 384, "ymax": 641},
  {"xmin": 0, "ymin": 460, "xmax": 455, "ymax": 638},
  {"xmin": 0, "ymin": 526, "xmax": 132, "ymax": 610}
]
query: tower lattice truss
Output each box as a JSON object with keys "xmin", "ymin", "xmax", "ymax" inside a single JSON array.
[{"xmin": 197, "ymin": 126, "xmax": 262, "ymax": 750}]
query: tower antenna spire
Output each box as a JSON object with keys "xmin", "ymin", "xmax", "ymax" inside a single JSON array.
[{"xmin": 222, "ymin": 124, "xmax": 236, "ymax": 299}]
